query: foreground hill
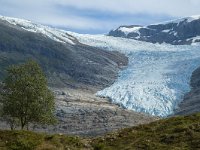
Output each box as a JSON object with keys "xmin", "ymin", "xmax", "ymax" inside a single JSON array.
[
  {"xmin": 0, "ymin": 113, "xmax": 199, "ymax": 150},
  {"xmin": 92, "ymin": 112, "xmax": 200, "ymax": 150},
  {"xmin": 109, "ymin": 15, "xmax": 200, "ymax": 45}
]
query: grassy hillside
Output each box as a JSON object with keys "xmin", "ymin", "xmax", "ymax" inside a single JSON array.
[
  {"xmin": 92, "ymin": 113, "xmax": 200, "ymax": 150},
  {"xmin": 0, "ymin": 113, "xmax": 200, "ymax": 150},
  {"xmin": 0, "ymin": 130, "xmax": 91, "ymax": 150}
]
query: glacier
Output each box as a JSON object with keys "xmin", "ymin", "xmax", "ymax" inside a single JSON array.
[{"xmin": 68, "ymin": 33, "xmax": 200, "ymax": 117}]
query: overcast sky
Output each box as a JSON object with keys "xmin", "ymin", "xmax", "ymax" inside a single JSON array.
[{"xmin": 1, "ymin": 0, "xmax": 200, "ymax": 33}]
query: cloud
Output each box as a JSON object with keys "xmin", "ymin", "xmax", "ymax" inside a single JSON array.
[
  {"xmin": 56, "ymin": 0, "xmax": 200, "ymax": 16},
  {"xmin": 0, "ymin": 0, "xmax": 200, "ymax": 33}
]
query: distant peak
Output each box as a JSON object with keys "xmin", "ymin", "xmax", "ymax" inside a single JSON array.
[
  {"xmin": 151, "ymin": 15, "xmax": 200, "ymax": 25},
  {"xmin": 109, "ymin": 15, "xmax": 200, "ymax": 45}
]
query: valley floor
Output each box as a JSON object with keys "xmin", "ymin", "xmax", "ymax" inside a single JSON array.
[{"xmin": 0, "ymin": 87, "xmax": 156, "ymax": 136}]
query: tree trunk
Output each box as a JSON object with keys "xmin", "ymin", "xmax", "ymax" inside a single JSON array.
[
  {"xmin": 20, "ymin": 117, "xmax": 25, "ymax": 130},
  {"xmin": 26, "ymin": 123, "xmax": 29, "ymax": 130},
  {"xmin": 10, "ymin": 124, "xmax": 14, "ymax": 130},
  {"xmin": 21, "ymin": 124, "xmax": 25, "ymax": 130},
  {"xmin": 9, "ymin": 119, "xmax": 14, "ymax": 130}
]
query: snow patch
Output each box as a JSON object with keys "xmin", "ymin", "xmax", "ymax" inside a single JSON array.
[
  {"xmin": 162, "ymin": 29, "xmax": 170, "ymax": 33},
  {"xmin": 186, "ymin": 36, "xmax": 200, "ymax": 44},
  {"xmin": 118, "ymin": 26, "xmax": 142, "ymax": 35}
]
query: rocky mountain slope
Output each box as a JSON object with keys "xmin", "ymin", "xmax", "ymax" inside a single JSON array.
[
  {"xmin": 109, "ymin": 15, "xmax": 200, "ymax": 45},
  {"xmin": 0, "ymin": 16, "xmax": 127, "ymax": 89}
]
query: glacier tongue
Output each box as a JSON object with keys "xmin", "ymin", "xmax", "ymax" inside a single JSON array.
[
  {"xmin": 97, "ymin": 51, "xmax": 200, "ymax": 117},
  {"xmin": 69, "ymin": 33, "xmax": 200, "ymax": 117}
]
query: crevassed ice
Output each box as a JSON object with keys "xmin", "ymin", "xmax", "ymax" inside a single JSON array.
[{"xmin": 69, "ymin": 33, "xmax": 200, "ymax": 117}]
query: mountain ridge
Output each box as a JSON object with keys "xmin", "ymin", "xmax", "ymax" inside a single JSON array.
[
  {"xmin": 0, "ymin": 15, "xmax": 128, "ymax": 88},
  {"xmin": 109, "ymin": 15, "xmax": 200, "ymax": 45}
]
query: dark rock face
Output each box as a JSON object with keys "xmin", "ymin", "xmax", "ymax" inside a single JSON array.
[
  {"xmin": 109, "ymin": 17, "xmax": 200, "ymax": 45},
  {"xmin": 0, "ymin": 19, "xmax": 128, "ymax": 89},
  {"xmin": 175, "ymin": 67, "xmax": 200, "ymax": 115},
  {"xmin": 109, "ymin": 29, "xmax": 126, "ymax": 38}
]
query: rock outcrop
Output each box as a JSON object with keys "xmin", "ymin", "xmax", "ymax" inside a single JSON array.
[{"xmin": 175, "ymin": 67, "xmax": 200, "ymax": 115}]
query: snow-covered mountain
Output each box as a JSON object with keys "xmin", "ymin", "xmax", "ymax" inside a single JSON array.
[{"xmin": 109, "ymin": 15, "xmax": 200, "ymax": 45}]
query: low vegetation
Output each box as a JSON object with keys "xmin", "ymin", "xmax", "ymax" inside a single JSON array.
[
  {"xmin": 0, "ymin": 130, "xmax": 90, "ymax": 150},
  {"xmin": 0, "ymin": 113, "xmax": 199, "ymax": 149},
  {"xmin": 92, "ymin": 113, "xmax": 200, "ymax": 150}
]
